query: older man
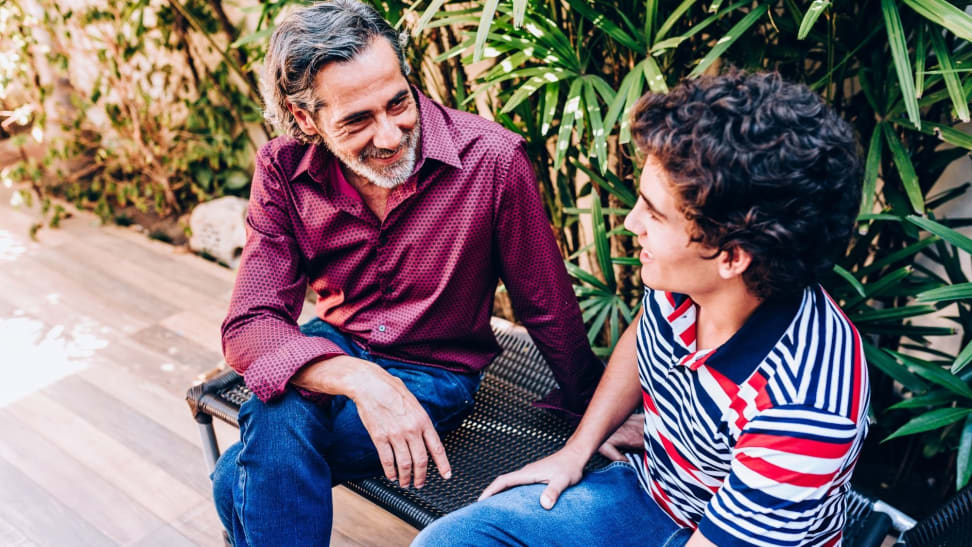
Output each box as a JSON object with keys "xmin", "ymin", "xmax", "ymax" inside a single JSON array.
[{"xmin": 210, "ymin": 0, "xmax": 603, "ymax": 544}]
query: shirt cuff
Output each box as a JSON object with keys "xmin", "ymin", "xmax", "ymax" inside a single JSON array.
[
  {"xmin": 533, "ymin": 388, "xmax": 584, "ymax": 425},
  {"xmin": 242, "ymin": 335, "xmax": 346, "ymax": 403}
]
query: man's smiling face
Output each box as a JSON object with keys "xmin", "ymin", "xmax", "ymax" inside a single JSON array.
[{"xmin": 297, "ymin": 36, "xmax": 420, "ymax": 189}]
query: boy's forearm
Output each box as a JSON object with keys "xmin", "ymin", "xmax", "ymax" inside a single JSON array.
[{"xmin": 563, "ymin": 314, "xmax": 644, "ymax": 459}]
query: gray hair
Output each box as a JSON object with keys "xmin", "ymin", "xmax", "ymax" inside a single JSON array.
[{"xmin": 260, "ymin": 0, "xmax": 410, "ymax": 144}]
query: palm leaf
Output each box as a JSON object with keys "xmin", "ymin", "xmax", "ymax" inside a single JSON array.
[
  {"xmin": 884, "ymin": 407, "xmax": 972, "ymax": 442},
  {"xmin": 689, "ymin": 4, "xmax": 770, "ymax": 78},
  {"xmin": 907, "ymin": 215, "xmax": 972, "ymax": 254},
  {"xmin": 900, "ymin": 0, "xmax": 972, "ymax": 43},
  {"xmin": 473, "ymin": 0, "xmax": 502, "ymax": 62},
  {"xmin": 591, "ymin": 192, "xmax": 617, "ymax": 292},
  {"xmin": 883, "ymin": 123, "xmax": 924, "ymax": 213},
  {"xmin": 882, "ymin": 0, "xmax": 922, "ymax": 128},
  {"xmin": 798, "ymin": 0, "xmax": 831, "ymax": 40},
  {"xmin": 928, "ymin": 29, "xmax": 971, "ymax": 122},
  {"xmin": 860, "ymin": 123, "xmax": 884, "ymax": 214},
  {"xmin": 555, "ymin": 78, "xmax": 585, "ymax": 168}
]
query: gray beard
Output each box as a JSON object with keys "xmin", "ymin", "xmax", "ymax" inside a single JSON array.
[{"xmin": 325, "ymin": 120, "xmax": 420, "ymax": 190}]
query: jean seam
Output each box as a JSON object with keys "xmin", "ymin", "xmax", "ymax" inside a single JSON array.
[
  {"xmin": 661, "ymin": 527, "xmax": 691, "ymax": 547},
  {"xmin": 591, "ymin": 460, "xmax": 634, "ymax": 474}
]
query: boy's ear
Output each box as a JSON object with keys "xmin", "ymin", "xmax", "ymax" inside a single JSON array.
[{"xmin": 718, "ymin": 246, "xmax": 752, "ymax": 280}]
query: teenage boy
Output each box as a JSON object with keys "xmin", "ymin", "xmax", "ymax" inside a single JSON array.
[{"xmin": 413, "ymin": 71, "xmax": 870, "ymax": 546}]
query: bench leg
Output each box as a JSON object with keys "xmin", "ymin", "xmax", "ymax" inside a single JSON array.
[{"xmin": 196, "ymin": 415, "xmax": 221, "ymax": 474}]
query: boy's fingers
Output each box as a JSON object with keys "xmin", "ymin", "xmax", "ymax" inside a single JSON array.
[
  {"xmin": 540, "ymin": 476, "xmax": 570, "ymax": 510},
  {"xmin": 598, "ymin": 442, "xmax": 625, "ymax": 462},
  {"xmin": 479, "ymin": 471, "xmax": 527, "ymax": 501}
]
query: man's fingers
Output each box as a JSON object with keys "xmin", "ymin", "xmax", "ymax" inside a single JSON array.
[
  {"xmin": 540, "ymin": 476, "xmax": 570, "ymax": 510},
  {"xmin": 423, "ymin": 428, "xmax": 451, "ymax": 480},
  {"xmin": 598, "ymin": 441, "xmax": 626, "ymax": 462},
  {"xmin": 408, "ymin": 433, "xmax": 429, "ymax": 489},
  {"xmin": 375, "ymin": 441, "xmax": 397, "ymax": 482},
  {"xmin": 390, "ymin": 437, "xmax": 412, "ymax": 487}
]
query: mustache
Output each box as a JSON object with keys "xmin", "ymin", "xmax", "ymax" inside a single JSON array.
[{"xmin": 359, "ymin": 127, "xmax": 416, "ymax": 162}]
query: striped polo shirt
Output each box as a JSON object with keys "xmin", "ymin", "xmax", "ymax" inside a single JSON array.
[{"xmin": 626, "ymin": 285, "xmax": 870, "ymax": 546}]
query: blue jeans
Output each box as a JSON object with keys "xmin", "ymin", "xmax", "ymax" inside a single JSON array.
[
  {"xmin": 211, "ymin": 319, "xmax": 481, "ymax": 546},
  {"xmin": 412, "ymin": 461, "xmax": 692, "ymax": 547}
]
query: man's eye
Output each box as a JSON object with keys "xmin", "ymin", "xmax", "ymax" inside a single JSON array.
[{"xmin": 390, "ymin": 98, "xmax": 409, "ymax": 113}]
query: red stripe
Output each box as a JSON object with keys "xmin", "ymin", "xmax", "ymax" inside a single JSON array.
[
  {"xmin": 736, "ymin": 432, "xmax": 853, "ymax": 459},
  {"xmin": 821, "ymin": 288, "xmax": 865, "ymax": 421},
  {"xmin": 679, "ymin": 322, "xmax": 696, "ymax": 347},
  {"xmin": 665, "ymin": 291, "xmax": 676, "ymax": 307},
  {"xmin": 646, "ymin": 472, "xmax": 694, "ymax": 528},
  {"xmin": 707, "ymin": 367, "xmax": 739, "ymax": 400},
  {"xmin": 643, "ymin": 390, "xmax": 659, "ymax": 415},
  {"xmin": 667, "ymin": 296, "xmax": 693, "ymax": 322},
  {"xmin": 736, "ymin": 453, "xmax": 838, "ymax": 488},
  {"xmin": 656, "ymin": 431, "xmax": 720, "ymax": 494},
  {"xmin": 822, "ymin": 531, "xmax": 841, "ymax": 547}
]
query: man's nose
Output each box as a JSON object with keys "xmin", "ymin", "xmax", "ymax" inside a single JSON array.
[{"xmin": 372, "ymin": 114, "xmax": 404, "ymax": 151}]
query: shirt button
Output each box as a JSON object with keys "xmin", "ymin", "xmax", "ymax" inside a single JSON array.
[{"xmin": 378, "ymin": 325, "xmax": 386, "ymax": 332}]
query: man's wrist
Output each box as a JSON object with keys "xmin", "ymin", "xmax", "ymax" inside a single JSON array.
[{"xmin": 292, "ymin": 354, "xmax": 377, "ymax": 398}]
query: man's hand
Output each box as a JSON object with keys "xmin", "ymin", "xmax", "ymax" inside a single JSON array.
[
  {"xmin": 597, "ymin": 412, "xmax": 644, "ymax": 461},
  {"xmin": 292, "ymin": 356, "xmax": 450, "ymax": 489},
  {"xmin": 478, "ymin": 445, "xmax": 588, "ymax": 510}
]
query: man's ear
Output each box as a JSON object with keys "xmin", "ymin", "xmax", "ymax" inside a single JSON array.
[
  {"xmin": 718, "ymin": 246, "xmax": 752, "ymax": 280},
  {"xmin": 288, "ymin": 102, "xmax": 321, "ymax": 137}
]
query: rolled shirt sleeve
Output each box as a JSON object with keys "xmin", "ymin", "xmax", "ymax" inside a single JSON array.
[
  {"xmin": 493, "ymin": 141, "xmax": 604, "ymax": 419},
  {"xmin": 221, "ymin": 148, "xmax": 345, "ymax": 403}
]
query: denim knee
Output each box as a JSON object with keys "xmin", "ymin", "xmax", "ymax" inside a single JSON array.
[
  {"xmin": 212, "ymin": 442, "xmax": 242, "ymax": 533},
  {"xmin": 238, "ymin": 389, "xmax": 329, "ymax": 451}
]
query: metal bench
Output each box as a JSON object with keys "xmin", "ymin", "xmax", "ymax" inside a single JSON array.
[{"xmin": 187, "ymin": 317, "xmax": 922, "ymax": 545}]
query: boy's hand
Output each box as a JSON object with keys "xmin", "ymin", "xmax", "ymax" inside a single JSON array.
[
  {"xmin": 478, "ymin": 445, "xmax": 588, "ymax": 510},
  {"xmin": 597, "ymin": 412, "xmax": 644, "ymax": 461}
]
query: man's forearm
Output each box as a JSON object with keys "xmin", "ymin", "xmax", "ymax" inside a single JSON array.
[
  {"xmin": 291, "ymin": 354, "xmax": 380, "ymax": 399},
  {"xmin": 562, "ymin": 316, "xmax": 644, "ymax": 460}
]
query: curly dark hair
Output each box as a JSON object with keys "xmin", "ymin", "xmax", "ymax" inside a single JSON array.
[{"xmin": 630, "ymin": 71, "xmax": 862, "ymax": 299}]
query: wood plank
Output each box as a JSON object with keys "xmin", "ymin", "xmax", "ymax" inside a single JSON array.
[
  {"xmin": 160, "ymin": 309, "xmax": 228, "ymax": 354},
  {"xmin": 48, "ymin": 235, "xmax": 230, "ymax": 316},
  {"xmin": 26, "ymin": 244, "xmax": 183, "ymax": 326},
  {"xmin": 5, "ymin": 392, "xmax": 207, "ymax": 523},
  {"xmin": 132, "ymin": 524, "xmax": 198, "ymax": 547},
  {"xmin": 0, "ymin": 514, "xmax": 37, "ymax": 547},
  {"xmin": 0, "ymin": 410, "xmax": 164, "ymax": 544},
  {"xmin": 128, "ymin": 324, "xmax": 224, "ymax": 371},
  {"xmin": 41, "ymin": 375, "xmax": 214, "ymax": 496},
  {"xmin": 0, "ymin": 456, "xmax": 113, "ymax": 546},
  {"xmin": 0, "ymin": 251, "xmax": 152, "ymax": 334},
  {"xmin": 168, "ymin": 501, "xmax": 226, "ymax": 547},
  {"xmin": 332, "ymin": 486, "xmax": 418, "ymax": 547}
]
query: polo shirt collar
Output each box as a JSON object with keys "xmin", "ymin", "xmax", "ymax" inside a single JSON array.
[{"xmin": 663, "ymin": 288, "xmax": 805, "ymax": 384}]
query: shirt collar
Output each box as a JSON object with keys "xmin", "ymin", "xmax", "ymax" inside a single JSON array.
[
  {"xmin": 660, "ymin": 287, "xmax": 805, "ymax": 384},
  {"xmin": 288, "ymin": 87, "xmax": 463, "ymax": 186}
]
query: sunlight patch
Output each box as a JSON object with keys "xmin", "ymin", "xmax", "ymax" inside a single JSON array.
[{"xmin": 0, "ymin": 315, "xmax": 108, "ymax": 407}]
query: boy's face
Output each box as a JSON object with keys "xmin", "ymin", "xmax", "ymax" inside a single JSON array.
[{"xmin": 623, "ymin": 157, "xmax": 723, "ymax": 295}]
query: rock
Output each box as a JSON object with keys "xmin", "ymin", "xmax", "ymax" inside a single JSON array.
[{"xmin": 188, "ymin": 196, "xmax": 249, "ymax": 269}]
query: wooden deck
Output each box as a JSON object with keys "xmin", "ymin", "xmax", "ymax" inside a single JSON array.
[{"xmin": 0, "ymin": 183, "xmax": 418, "ymax": 546}]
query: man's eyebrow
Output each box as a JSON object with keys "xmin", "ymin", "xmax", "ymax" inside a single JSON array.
[
  {"xmin": 336, "ymin": 90, "xmax": 411, "ymax": 127},
  {"xmin": 639, "ymin": 190, "xmax": 667, "ymax": 220}
]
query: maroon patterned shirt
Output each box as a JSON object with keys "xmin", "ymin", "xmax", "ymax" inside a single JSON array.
[{"xmin": 222, "ymin": 90, "xmax": 603, "ymax": 417}]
